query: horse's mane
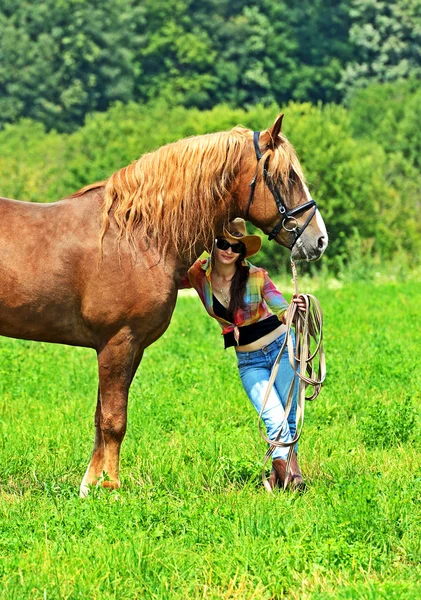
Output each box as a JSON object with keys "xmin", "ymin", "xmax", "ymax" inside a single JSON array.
[
  {"xmin": 69, "ymin": 182, "xmax": 107, "ymax": 198},
  {"xmin": 75, "ymin": 126, "xmax": 306, "ymax": 258}
]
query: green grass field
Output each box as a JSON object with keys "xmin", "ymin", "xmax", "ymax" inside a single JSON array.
[{"xmin": 1, "ymin": 280, "xmax": 420, "ymax": 599}]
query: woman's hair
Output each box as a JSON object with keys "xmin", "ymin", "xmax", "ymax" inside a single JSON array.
[{"xmin": 212, "ymin": 242, "xmax": 250, "ymax": 321}]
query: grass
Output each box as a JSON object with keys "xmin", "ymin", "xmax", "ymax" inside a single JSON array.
[{"xmin": 0, "ymin": 279, "xmax": 421, "ymax": 599}]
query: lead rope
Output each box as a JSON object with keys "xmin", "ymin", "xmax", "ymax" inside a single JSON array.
[{"xmin": 259, "ymin": 259, "xmax": 326, "ymax": 492}]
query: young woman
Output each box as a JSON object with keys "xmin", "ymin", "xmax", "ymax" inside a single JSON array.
[{"xmin": 180, "ymin": 218, "xmax": 307, "ymax": 490}]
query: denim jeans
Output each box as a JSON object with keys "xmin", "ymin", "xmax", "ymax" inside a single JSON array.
[{"xmin": 237, "ymin": 333, "xmax": 298, "ymax": 460}]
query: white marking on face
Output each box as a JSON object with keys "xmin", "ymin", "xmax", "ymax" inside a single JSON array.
[
  {"xmin": 291, "ymin": 237, "xmax": 308, "ymax": 260},
  {"xmin": 303, "ymin": 183, "xmax": 328, "ymax": 243},
  {"xmin": 315, "ymin": 210, "xmax": 328, "ymax": 242},
  {"xmin": 303, "ymin": 183, "xmax": 312, "ymax": 202}
]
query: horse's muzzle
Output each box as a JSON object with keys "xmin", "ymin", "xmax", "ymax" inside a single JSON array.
[{"xmin": 291, "ymin": 233, "xmax": 328, "ymax": 261}]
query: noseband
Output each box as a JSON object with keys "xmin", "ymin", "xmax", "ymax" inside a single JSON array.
[{"xmin": 245, "ymin": 131, "xmax": 318, "ymax": 250}]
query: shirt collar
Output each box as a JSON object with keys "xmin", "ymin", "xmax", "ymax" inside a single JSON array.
[{"xmin": 201, "ymin": 256, "xmax": 212, "ymax": 279}]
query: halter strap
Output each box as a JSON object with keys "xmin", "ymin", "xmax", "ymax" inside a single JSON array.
[{"xmin": 253, "ymin": 130, "xmax": 262, "ymax": 161}]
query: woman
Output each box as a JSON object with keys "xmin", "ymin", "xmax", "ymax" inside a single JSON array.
[{"xmin": 180, "ymin": 218, "xmax": 307, "ymax": 490}]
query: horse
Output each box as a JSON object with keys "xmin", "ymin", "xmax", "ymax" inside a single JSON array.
[{"xmin": 0, "ymin": 114, "xmax": 328, "ymax": 496}]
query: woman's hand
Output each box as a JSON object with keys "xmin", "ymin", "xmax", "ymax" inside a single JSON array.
[
  {"xmin": 292, "ymin": 294, "xmax": 307, "ymax": 312},
  {"xmin": 281, "ymin": 295, "xmax": 307, "ymax": 323}
]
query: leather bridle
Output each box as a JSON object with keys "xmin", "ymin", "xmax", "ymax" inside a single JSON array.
[{"xmin": 245, "ymin": 131, "xmax": 318, "ymax": 250}]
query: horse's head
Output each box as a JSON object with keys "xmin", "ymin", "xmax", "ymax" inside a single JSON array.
[{"xmin": 235, "ymin": 114, "xmax": 328, "ymax": 261}]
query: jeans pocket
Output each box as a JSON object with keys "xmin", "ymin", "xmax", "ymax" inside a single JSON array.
[{"xmin": 236, "ymin": 353, "xmax": 249, "ymax": 368}]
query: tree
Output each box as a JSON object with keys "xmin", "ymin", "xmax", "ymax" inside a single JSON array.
[
  {"xmin": 0, "ymin": 0, "xmax": 146, "ymax": 131},
  {"xmin": 266, "ymin": 0, "xmax": 353, "ymax": 105},
  {"xmin": 341, "ymin": 0, "xmax": 421, "ymax": 97}
]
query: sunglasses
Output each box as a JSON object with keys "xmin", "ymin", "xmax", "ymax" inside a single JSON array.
[{"xmin": 215, "ymin": 238, "xmax": 245, "ymax": 254}]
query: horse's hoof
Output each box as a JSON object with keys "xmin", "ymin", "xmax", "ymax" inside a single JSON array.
[
  {"xmin": 79, "ymin": 483, "xmax": 90, "ymax": 498},
  {"xmin": 101, "ymin": 479, "xmax": 120, "ymax": 490},
  {"xmin": 79, "ymin": 472, "xmax": 120, "ymax": 497}
]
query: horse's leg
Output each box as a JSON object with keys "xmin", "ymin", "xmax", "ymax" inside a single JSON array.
[
  {"xmin": 79, "ymin": 342, "xmax": 143, "ymax": 497},
  {"xmin": 99, "ymin": 346, "xmax": 144, "ymax": 489},
  {"xmin": 79, "ymin": 386, "xmax": 105, "ymax": 497}
]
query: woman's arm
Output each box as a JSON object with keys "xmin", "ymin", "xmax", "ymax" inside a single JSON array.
[
  {"xmin": 178, "ymin": 272, "xmax": 192, "ymax": 289},
  {"xmin": 261, "ymin": 270, "xmax": 289, "ymax": 322},
  {"xmin": 261, "ymin": 270, "xmax": 307, "ymax": 322},
  {"xmin": 177, "ymin": 259, "xmax": 207, "ymax": 290}
]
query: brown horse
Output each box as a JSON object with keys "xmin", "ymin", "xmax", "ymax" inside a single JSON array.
[{"xmin": 0, "ymin": 114, "xmax": 327, "ymax": 496}]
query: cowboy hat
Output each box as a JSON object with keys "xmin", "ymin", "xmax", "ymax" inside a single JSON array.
[{"xmin": 217, "ymin": 218, "xmax": 262, "ymax": 258}]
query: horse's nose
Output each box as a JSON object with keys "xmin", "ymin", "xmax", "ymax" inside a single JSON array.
[{"xmin": 318, "ymin": 236, "xmax": 326, "ymax": 249}]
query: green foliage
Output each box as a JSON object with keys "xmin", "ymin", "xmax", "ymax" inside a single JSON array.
[
  {"xmin": 0, "ymin": 120, "xmax": 67, "ymax": 201},
  {"xmin": 1, "ymin": 282, "xmax": 421, "ymax": 597},
  {"xmin": 341, "ymin": 0, "xmax": 421, "ymax": 98},
  {"xmin": 1, "ymin": 0, "xmax": 420, "ymax": 131},
  {"xmin": 349, "ymin": 78, "xmax": 421, "ymax": 169},
  {"xmin": 0, "ymin": 0, "xmax": 146, "ymax": 131},
  {"xmin": 265, "ymin": 0, "xmax": 353, "ymax": 105}
]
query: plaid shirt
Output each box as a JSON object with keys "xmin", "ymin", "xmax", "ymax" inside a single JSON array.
[{"xmin": 179, "ymin": 257, "xmax": 288, "ymax": 340}]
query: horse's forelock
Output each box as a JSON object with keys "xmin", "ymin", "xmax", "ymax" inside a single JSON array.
[{"xmin": 258, "ymin": 134, "xmax": 306, "ymax": 192}]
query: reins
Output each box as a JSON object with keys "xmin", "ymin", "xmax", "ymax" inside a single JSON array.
[{"xmin": 258, "ymin": 259, "xmax": 326, "ymax": 492}]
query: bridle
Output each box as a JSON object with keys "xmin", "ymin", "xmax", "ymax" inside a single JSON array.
[{"xmin": 245, "ymin": 131, "xmax": 318, "ymax": 250}]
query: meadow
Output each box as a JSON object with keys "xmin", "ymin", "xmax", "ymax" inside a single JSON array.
[{"xmin": 0, "ymin": 277, "xmax": 420, "ymax": 599}]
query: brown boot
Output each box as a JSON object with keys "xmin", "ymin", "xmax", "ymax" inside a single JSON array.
[
  {"xmin": 267, "ymin": 467, "xmax": 278, "ymax": 490},
  {"xmin": 267, "ymin": 458, "xmax": 290, "ymax": 490},
  {"xmin": 289, "ymin": 452, "xmax": 306, "ymax": 492}
]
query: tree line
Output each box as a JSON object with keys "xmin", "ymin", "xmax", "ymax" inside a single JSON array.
[
  {"xmin": 1, "ymin": 0, "xmax": 420, "ymax": 132},
  {"xmin": 0, "ymin": 79, "xmax": 419, "ymax": 274}
]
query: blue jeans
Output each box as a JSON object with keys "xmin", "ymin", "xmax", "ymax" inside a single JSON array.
[{"xmin": 237, "ymin": 333, "xmax": 298, "ymax": 460}]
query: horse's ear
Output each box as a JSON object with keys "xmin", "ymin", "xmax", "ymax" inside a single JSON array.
[{"xmin": 261, "ymin": 113, "xmax": 284, "ymax": 148}]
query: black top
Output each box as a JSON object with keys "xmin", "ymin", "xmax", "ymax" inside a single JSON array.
[{"xmin": 212, "ymin": 294, "xmax": 281, "ymax": 349}]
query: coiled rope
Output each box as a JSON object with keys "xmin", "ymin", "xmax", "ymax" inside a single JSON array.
[{"xmin": 259, "ymin": 259, "xmax": 326, "ymax": 491}]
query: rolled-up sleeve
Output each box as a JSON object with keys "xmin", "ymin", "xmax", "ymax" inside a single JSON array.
[
  {"xmin": 261, "ymin": 270, "xmax": 289, "ymax": 321},
  {"xmin": 178, "ymin": 260, "xmax": 204, "ymax": 290}
]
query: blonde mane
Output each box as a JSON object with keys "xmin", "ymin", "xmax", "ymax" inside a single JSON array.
[{"xmin": 97, "ymin": 126, "xmax": 305, "ymax": 257}]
